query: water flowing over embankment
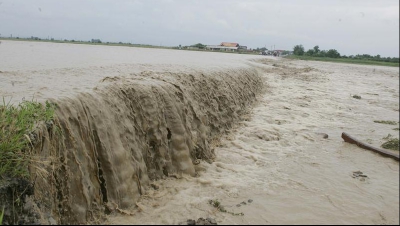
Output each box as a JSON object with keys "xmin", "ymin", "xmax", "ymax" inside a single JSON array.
[{"xmin": 30, "ymin": 67, "xmax": 263, "ymax": 224}]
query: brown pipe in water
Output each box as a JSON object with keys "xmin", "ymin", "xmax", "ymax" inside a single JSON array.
[{"xmin": 341, "ymin": 132, "xmax": 399, "ymax": 161}]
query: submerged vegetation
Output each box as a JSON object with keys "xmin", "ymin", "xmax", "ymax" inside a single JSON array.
[
  {"xmin": 381, "ymin": 134, "xmax": 399, "ymax": 151},
  {"xmin": 381, "ymin": 138, "xmax": 399, "ymax": 151},
  {"xmin": 0, "ymin": 99, "xmax": 56, "ymax": 178},
  {"xmin": 208, "ymin": 199, "xmax": 244, "ymax": 216},
  {"xmin": 373, "ymin": 120, "xmax": 398, "ymax": 125}
]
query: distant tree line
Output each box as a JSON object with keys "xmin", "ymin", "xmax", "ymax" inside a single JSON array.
[
  {"xmin": 293, "ymin": 44, "xmax": 399, "ymax": 63},
  {"xmin": 190, "ymin": 43, "xmax": 207, "ymax": 49}
]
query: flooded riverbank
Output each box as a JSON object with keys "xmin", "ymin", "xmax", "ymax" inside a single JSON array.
[{"xmin": 0, "ymin": 41, "xmax": 398, "ymax": 225}]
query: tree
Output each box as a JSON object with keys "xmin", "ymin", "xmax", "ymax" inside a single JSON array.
[
  {"xmin": 326, "ymin": 49, "xmax": 341, "ymax": 58},
  {"xmin": 313, "ymin": 45, "xmax": 320, "ymax": 54},
  {"xmin": 191, "ymin": 43, "xmax": 206, "ymax": 49},
  {"xmin": 317, "ymin": 50, "xmax": 327, "ymax": 57},
  {"xmin": 306, "ymin": 49, "xmax": 315, "ymax": 56},
  {"xmin": 293, "ymin": 45, "xmax": 305, "ymax": 56}
]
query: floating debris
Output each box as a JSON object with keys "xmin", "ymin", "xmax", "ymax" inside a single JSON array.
[
  {"xmin": 352, "ymin": 171, "xmax": 368, "ymax": 181},
  {"xmin": 186, "ymin": 217, "xmax": 217, "ymax": 225},
  {"xmin": 208, "ymin": 199, "xmax": 244, "ymax": 216}
]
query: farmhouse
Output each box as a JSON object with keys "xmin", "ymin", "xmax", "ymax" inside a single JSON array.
[
  {"xmin": 206, "ymin": 42, "xmax": 243, "ymax": 52},
  {"xmin": 220, "ymin": 42, "xmax": 239, "ymax": 47}
]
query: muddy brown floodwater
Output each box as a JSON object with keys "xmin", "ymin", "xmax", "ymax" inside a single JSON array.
[
  {"xmin": 106, "ymin": 59, "xmax": 399, "ymax": 225},
  {"xmin": 0, "ymin": 41, "xmax": 399, "ymax": 225}
]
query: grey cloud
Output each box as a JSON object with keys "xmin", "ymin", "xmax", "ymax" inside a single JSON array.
[{"xmin": 0, "ymin": 0, "xmax": 398, "ymax": 56}]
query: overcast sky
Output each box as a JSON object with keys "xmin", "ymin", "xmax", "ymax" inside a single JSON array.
[{"xmin": 1, "ymin": 0, "xmax": 399, "ymax": 57}]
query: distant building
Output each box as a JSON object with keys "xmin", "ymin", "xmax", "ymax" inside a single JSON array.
[
  {"xmin": 91, "ymin": 39, "xmax": 101, "ymax": 43},
  {"xmin": 205, "ymin": 42, "xmax": 243, "ymax": 52},
  {"xmin": 204, "ymin": 42, "xmax": 251, "ymax": 52},
  {"xmin": 220, "ymin": 42, "xmax": 239, "ymax": 47},
  {"xmin": 206, "ymin": 45, "xmax": 238, "ymax": 52}
]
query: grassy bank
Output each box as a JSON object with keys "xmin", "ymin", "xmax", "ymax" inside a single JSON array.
[
  {"xmin": 285, "ymin": 55, "xmax": 399, "ymax": 67},
  {"xmin": 0, "ymin": 99, "xmax": 55, "ymax": 178}
]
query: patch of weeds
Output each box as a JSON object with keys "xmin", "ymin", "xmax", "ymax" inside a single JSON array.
[
  {"xmin": 381, "ymin": 138, "xmax": 399, "ymax": 151},
  {"xmin": 383, "ymin": 134, "xmax": 393, "ymax": 140},
  {"xmin": 209, "ymin": 199, "xmax": 221, "ymax": 208},
  {"xmin": 208, "ymin": 199, "xmax": 244, "ymax": 216},
  {"xmin": 0, "ymin": 206, "xmax": 4, "ymax": 225},
  {"xmin": 0, "ymin": 98, "xmax": 56, "ymax": 178},
  {"xmin": 352, "ymin": 95, "xmax": 361, "ymax": 99},
  {"xmin": 374, "ymin": 120, "xmax": 398, "ymax": 125},
  {"xmin": 393, "ymin": 128, "xmax": 399, "ymax": 131}
]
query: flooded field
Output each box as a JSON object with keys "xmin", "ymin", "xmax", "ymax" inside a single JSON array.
[
  {"xmin": 107, "ymin": 58, "xmax": 399, "ymax": 225},
  {"xmin": 0, "ymin": 41, "xmax": 398, "ymax": 225}
]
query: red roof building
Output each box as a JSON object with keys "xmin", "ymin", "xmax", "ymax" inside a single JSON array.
[{"xmin": 220, "ymin": 42, "xmax": 239, "ymax": 47}]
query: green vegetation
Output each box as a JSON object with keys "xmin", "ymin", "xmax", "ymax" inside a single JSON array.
[
  {"xmin": 208, "ymin": 199, "xmax": 244, "ymax": 216},
  {"xmin": 0, "ymin": 99, "xmax": 56, "ymax": 178},
  {"xmin": 209, "ymin": 199, "xmax": 221, "ymax": 208},
  {"xmin": 190, "ymin": 43, "xmax": 207, "ymax": 49},
  {"xmin": 288, "ymin": 44, "xmax": 399, "ymax": 67},
  {"xmin": 393, "ymin": 128, "xmax": 399, "ymax": 131},
  {"xmin": 381, "ymin": 134, "xmax": 399, "ymax": 151},
  {"xmin": 286, "ymin": 55, "xmax": 399, "ymax": 67},
  {"xmin": 373, "ymin": 120, "xmax": 398, "ymax": 125},
  {"xmin": 381, "ymin": 138, "xmax": 399, "ymax": 151},
  {"xmin": 0, "ymin": 206, "xmax": 3, "ymax": 225},
  {"xmin": 293, "ymin": 44, "xmax": 305, "ymax": 56},
  {"xmin": 352, "ymin": 95, "xmax": 361, "ymax": 99}
]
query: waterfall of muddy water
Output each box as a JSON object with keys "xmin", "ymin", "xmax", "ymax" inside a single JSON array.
[
  {"xmin": 0, "ymin": 41, "xmax": 265, "ymax": 224},
  {"xmin": 105, "ymin": 60, "xmax": 399, "ymax": 225},
  {"xmin": 0, "ymin": 41, "xmax": 398, "ymax": 225}
]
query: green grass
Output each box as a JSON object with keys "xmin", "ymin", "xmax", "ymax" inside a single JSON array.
[
  {"xmin": 373, "ymin": 120, "xmax": 398, "ymax": 125},
  {"xmin": 381, "ymin": 138, "xmax": 399, "ymax": 151},
  {"xmin": 0, "ymin": 99, "xmax": 56, "ymax": 178},
  {"xmin": 0, "ymin": 206, "xmax": 3, "ymax": 225},
  {"xmin": 286, "ymin": 55, "xmax": 399, "ymax": 67}
]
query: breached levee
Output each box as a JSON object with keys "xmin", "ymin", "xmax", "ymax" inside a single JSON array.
[{"xmin": 29, "ymin": 67, "xmax": 262, "ymax": 224}]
